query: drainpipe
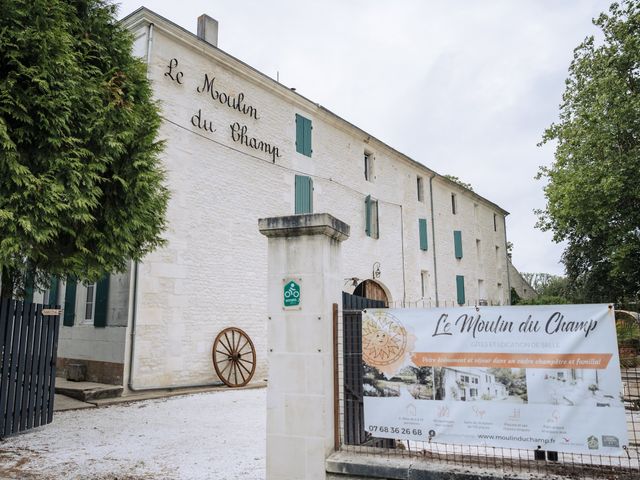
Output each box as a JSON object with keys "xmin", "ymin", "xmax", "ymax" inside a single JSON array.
[
  {"xmin": 429, "ymin": 175, "xmax": 439, "ymax": 307},
  {"xmin": 126, "ymin": 22, "xmax": 222, "ymax": 392},
  {"xmin": 400, "ymin": 205, "xmax": 407, "ymax": 306},
  {"xmin": 503, "ymin": 216, "xmax": 511, "ymax": 305}
]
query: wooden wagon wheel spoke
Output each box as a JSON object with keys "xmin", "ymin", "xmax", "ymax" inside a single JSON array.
[
  {"xmin": 234, "ymin": 332, "xmax": 243, "ymax": 356},
  {"xmin": 212, "ymin": 327, "xmax": 256, "ymax": 388},
  {"xmin": 237, "ymin": 360, "xmax": 252, "ymax": 375},
  {"xmin": 218, "ymin": 358, "xmax": 234, "ymax": 375},
  {"xmin": 223, "ymin": 332, "xmax": 234, "ymax": 354},
  {"xmin": 218, "ymin": 340, "xmax": 232, "ymax": 356},
  {"xmin": 236, "ymin": 363, "xmax": 247, "ymax": 382}
]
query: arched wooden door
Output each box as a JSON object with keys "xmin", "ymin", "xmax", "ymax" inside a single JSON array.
[{"xmin": 353, "ymin": 280, "xmax": 388, "ymax": 306}]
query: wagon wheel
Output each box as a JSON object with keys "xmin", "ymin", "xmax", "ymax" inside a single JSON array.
[{"xmin": 212, "ymin": 327, "xmax": 256, "ymax": 387}]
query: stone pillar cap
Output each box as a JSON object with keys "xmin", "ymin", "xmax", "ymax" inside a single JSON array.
[{"xmin": 258, "ymin": 213, "xmax": 350, "ymax": 241}]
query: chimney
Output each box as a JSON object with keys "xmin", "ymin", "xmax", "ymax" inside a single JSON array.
[{"xmin": 197, "ymin": 14, "xmax": 218, "ymax": 47}]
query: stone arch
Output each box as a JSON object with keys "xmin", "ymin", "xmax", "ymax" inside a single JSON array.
[{"xmin": 353, "ymin": 279, "xmax": 390, "ymax": 306}]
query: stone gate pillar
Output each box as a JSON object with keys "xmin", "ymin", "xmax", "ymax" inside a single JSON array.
[{"xmin": 259, "ymin": 213, "xmax": 350, "ymax": 480}]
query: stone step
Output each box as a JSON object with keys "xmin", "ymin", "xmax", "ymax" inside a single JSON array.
[{"xmin": 55, "ymin": 377, "xmax": 123, "ymax": 402}]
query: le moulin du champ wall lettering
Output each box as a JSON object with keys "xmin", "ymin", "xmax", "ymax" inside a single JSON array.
[{"xmin": 164, "ymin": 58, "xmax": 281, "ymax": 162}]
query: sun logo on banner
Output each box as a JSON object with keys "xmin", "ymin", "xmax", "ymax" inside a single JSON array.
[{"xmin": 362, "ymin": 311, "xmax": 414, "ymax": 375}]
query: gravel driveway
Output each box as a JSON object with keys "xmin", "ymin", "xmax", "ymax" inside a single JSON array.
[{"xmin": 0, "ymin": 388, "xmax": 266, "ymax": 479}]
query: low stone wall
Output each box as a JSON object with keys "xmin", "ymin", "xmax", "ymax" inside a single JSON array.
[{"xmin": 326, "ymin": 451, "xmax": 562, "ymax": 480}]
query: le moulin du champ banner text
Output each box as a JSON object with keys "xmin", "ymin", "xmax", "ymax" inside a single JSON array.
[{"xmin": 362, "ymin": 305, "xmax": 628, "ymax": 455}]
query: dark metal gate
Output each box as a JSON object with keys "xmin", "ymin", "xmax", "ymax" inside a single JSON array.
[
  {"xmin": 342, "ymin": 291, "xmax": 394, "ymax": 447},
  {"xmin": 0, "ymin": 298, "xmax": 60, "ymax": 438}
]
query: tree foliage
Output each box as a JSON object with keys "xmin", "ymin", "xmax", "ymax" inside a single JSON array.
[
  {"xmin": 537, "ymin": 0, "xmax": 640, "ymax": 304},
  {"xmin": 443, "ymin": 174, "xmax": 474, "ymax": 191},
  {"xmin": 517, "ymin": 273, "xmax": 574, "ymax": 305},
  {"xmin": 0, "ymin": 0, "xmax": 168, "ymax": 297}
]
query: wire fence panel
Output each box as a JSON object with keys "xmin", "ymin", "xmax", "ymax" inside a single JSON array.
[{"xmin": 337, "ymin": 297, "xmax": 640, "ymax": 480}]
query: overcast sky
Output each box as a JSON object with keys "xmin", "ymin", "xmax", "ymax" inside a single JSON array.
[{"xmin": 117, "ymin": 0, "xmax": 610, "ymax": 276}]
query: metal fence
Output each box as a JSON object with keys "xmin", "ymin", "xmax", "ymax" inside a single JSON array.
[
  {"xmin": 336, "ymin": 299, "xmax": 640, "ymax": 479},
  {"xmin": 0, "ymin": 298, "xmax": 60, "ymax": 439}
]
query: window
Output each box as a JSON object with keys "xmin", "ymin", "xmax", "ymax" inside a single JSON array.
[
  {"xmin": 365, "ymin": 195, "xmax": 379, "ymax": 239},
  {"xmin": 294, "ymin": 175, "xmax": 313, "ymax": 214},
  {"xmin": 364, "ymin": 152, "xmax": 373, "ymax": 181},
  {"xmin": 456, "ymin": 275, "xmax": 465, "ymax": 305},
  {"xmin": 476, "ymin": 239, "xmax": 481, "ymax": 261},
  {"xmin": 421, "ymin": 271, "xmax": 430, "ymax": 298},
  {"xmin": 497, "ymin": 282, "xmax": 504, "ymax": 305},
  {"xmin": 451, "ymin": 193, "xmax": 457, "ymax": 214},
  {"xmin": 474, "ymin": 203, "xmax": 479, "ymax": 222},
  {"xmin": 470, "ymin": 388, "xmax": 478, "ymax": 397},
  {"xmin": 493, "ymin": 213, "xmax": 497, "ymax": 231},
  {"xmin": 84, "ymin": 283, "xmax": 96, "ymax": 322},
  {"xmin": 295, "ymin": 114, "xmax": 312, "ymax": 157},
  {"xmin": 417, "ymin": 176, "xmax": 424, "ymax": 202},
  {"xmin": 453, "ymin": 230, "xmax": 463, "ymax": 259},
  {"xmin": 418, "ymin": 219, "xmax": 428, "ymax": 251},
  {"xmin": 495, "ymin": 245, "xmax": 500, "ymax": 266},
  {"xmin": 478, "ymin": 279, "xmax": 485, "ymax": 301}
]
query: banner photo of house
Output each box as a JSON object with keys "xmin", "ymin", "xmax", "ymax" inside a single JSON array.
[{"xmin": 362, "ymin": 304, "xmax": 628, "ymax": 455}]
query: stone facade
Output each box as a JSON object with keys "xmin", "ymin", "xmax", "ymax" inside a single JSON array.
[
  {"xmin": 55, "ymin": 8, "xmax": 511, "ymax": 391},
  {"xmin": 508, "ymin": 259, "xmax": 538, "ymax": 302}
]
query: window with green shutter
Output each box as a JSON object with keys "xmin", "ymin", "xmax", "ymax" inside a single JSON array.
[
  {"xmin": 294, "ymin": 175, "xmax": 313, "ymax": 214},
  {"xmin": 295, "ymin": 114, "xmax": 312, "ymax": 157},
  {"xmin": 94, "ymin": 275, "xmax": 110, "ymax": 328},
  {"xmin": 365, "ymin": 195, "xmax": 379, "ymax": 239},
  {"xmin": 419, "ymin": 219, "xmax": 428, "ymax": 251},
  {"xmin": 456, "ymin": 275, "xmax": 466, "ymax": 305},
  {"xmin": 63, "ymin": 278, "xmax": 77, "ymax": 326},
  {"xmin": 454, "ymin": 230, "xmax": 463, "ymax": 259},
  {"xmin": 48, "ymin": 276, "xmax": 59, "ymax": 305}
]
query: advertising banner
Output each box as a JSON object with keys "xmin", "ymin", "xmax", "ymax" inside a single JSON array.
[{"xmin": 362, "ymin": 304, "xmax": 628, "ymax": 454}]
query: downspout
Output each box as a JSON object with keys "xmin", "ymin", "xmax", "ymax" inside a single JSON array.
[
  {"xmin": 503, "ymin": 216, "xmax": 511, "ymax": 305},
  {"xmin": 400, "ymin": 205, "xmax": 407, "ymax": 306},
  {"xmin": 126, "ymin": 22, "xmax": 222, "ymax": 392},
  {"xmin": 429, "ymin": 175, "xmax": 439, "ymax": 307}
]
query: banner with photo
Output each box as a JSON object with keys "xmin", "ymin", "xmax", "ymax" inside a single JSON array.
[{"xmin": 362, "ymin": 304, "xmax": 628, "ymax": 455}]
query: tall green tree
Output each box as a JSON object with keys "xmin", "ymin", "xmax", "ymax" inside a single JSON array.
[
  {"xmin": 0, "ymin": 0, "xmax": 168, "ymax": 298},
  {"xmin": 537, "ymin": 0, "xmax": 640, "ymax": 304}
]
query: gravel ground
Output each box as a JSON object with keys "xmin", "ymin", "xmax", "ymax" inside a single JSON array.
[{"xmin": 0, "ymin": 388, "xmax": 266, "ymax": 479}]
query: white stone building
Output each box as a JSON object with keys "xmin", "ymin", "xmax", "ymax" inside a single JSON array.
[
  {"xmin": 438, "ymin": 367, "xmax": 508, "ymax": 401},
  {"xmin": 45, "ymin": 8, "xmax": 511, "ymax": 390}
]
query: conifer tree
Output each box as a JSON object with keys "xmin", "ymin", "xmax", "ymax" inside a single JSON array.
[{"xmin": 0, "ymin": 0, "xmax": 168, "ymax": 298}]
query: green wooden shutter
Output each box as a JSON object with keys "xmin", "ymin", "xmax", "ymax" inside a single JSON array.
[
  {"xmin": 303, "ymin": 117, "xmax": 312, "ymax": 156},
  {"xmin": 295, "ymin": 114, "xmax": 312, "ymax": 157},
  {"xmin": 456, "ymin": 275, "xmax": 465, "ymax": 305},
  {"xmin": 295, "ymin": 175, "xmax": 313, "ymax": 214},
  {"xmin": 454, "ymin": 230, "xmax": 463, "ymax": 259},
  {"xmin": 365, "ymin": 195, "xmax": 371, "ymax": 237},
  {"xmin": 24, "ymin": 272, "xmax": 34, "ymax": 303},
  {"xmin": 419, "ymin": 219, "xmax": 428, "ymax": 251},
  {"xmin": 94, "ymin": 275, "xmax": 110, "ymax": 328},
  {"xmin": 63, "ymin": 278, "xmax": 77, "ymax": 326},
  {"xmin": 295, "ymin": 114, "xmax": 304, "ymax": 155},
  {"xmin": 48, "ymin": 276, "xmax": 59, "ymax": 305}
]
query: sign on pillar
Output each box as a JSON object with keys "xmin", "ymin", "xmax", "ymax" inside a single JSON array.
[{"xmin": 283, "ymin": 279, "xmax": 301, "ymax": 308}]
